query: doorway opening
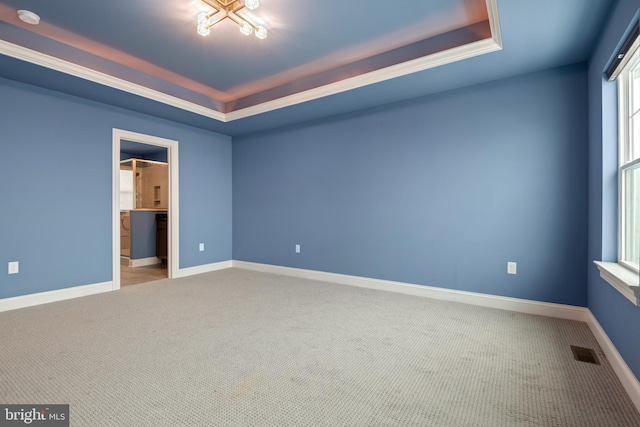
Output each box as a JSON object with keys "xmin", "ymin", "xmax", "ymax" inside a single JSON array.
[
  {"xmin": 120, "ymin": 157, "xmax": 167, "ymax": 286},
  {"xmin": 112, "ymin": 129, "xmax": 179, "ymax": 290}
]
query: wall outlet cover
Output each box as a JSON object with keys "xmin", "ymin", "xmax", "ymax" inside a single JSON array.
[
  {"xmin": 199, "ymin": 243, "xmax": 205, "ymax": 252},
  {"xmin": 507, "ymin": 262, "xmax": 517, "ymax": 275},
  {"xmin": 8, "ymin": 261, "xmax": 19, "ymax": 274}
]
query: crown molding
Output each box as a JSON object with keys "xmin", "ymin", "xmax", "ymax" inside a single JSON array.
[
  {"xmin": 486, "ymin": 0, "xmax": 503, "ymax": 49},
  {"xmin": 0, "ymin": 39, "xmax": 227, "ymax": 122},
  {"xmin": 225, "ymin": 37, "xmax": 502, "ymax": 121}
]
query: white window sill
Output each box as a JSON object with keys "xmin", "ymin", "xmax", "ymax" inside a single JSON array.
[{"xmin": 594, "ymin": 261, "xmax": 640, "ymax": 306}]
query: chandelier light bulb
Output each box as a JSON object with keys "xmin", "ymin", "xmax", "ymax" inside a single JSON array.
[
  {"xmin": 245, "ymin": 0, "xmax": 259, "ymax": 11},
  {"xmin": 255, "ymin": 25, "xmax": 267, "ymax": 39},
  {"xmin": 240, "ymin": 22, "xmax": 253, "ymax": 36},
  {"xmin": 197, "ymin": 12, "xmax": 209, "ymax": 24},
  {"xmin": 197, "ymin": 24, "xmax": 210, "ymax": 37}
]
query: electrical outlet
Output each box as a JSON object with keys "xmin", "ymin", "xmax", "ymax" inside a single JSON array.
[
  {"xmin": 8, "ymin": 261, "xmax": 19, "ymax": 275},
  {"xmin": 295, "ymin": 244, "xmax": 300, "ymax": 253},
  {"xmin": 507, "ymin": 262, "xmax": 517, "ymax": 275},
  {"xmin": 199, "ymin": 243, "xmax": 205, "ymax": 252}
]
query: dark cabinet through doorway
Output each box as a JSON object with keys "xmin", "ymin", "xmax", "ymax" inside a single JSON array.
[{"xmin": 156, "ymin": 213, "xmax": 167, "ymax": 261}]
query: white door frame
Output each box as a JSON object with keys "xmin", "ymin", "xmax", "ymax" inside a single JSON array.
[{"xmin": 112, "ymin": 129, "xmax": 179, "ymax": 290}]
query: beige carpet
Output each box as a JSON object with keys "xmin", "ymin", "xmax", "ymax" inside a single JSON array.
[{"xmin": 1, "ymin": 268, "xmax": 639, "ymax": 426}]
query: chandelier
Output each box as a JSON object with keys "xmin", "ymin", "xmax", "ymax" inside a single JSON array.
[{"xmin": 197, "ymin": 0, "xmax": 267, "ymax": 40}]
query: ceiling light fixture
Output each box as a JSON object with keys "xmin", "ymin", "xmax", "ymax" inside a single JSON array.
[
  {"xmin": 17, "ymin": 10, "xmax": 40, "ymax": 25},
  {"xmin": 197, "ymin": 0, "xmax": 267, "ymax": 40}
]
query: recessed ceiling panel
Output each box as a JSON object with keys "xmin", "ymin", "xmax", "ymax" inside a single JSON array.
[{"xmin": 0, "ymin": 0, "xmax": 499, "ymax": 117}]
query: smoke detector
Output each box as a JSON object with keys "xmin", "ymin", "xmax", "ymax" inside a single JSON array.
[{"xmin": 17, "ymin": 10, "xmax": 40, "ymax": 25}]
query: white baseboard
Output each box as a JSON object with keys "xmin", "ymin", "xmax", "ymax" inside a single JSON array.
[
  {"xmin": 232, "ymin": 261, "xmax": 589, "ymax": 322},
  {"xmin": 0, "ymin": 260, "xmax": 233, "ymax": 313},
  {"xmin": 128, "ymin": 256, "xmax": 162, "ymax": 267},
  {"xmin": 232, "ymin": 260, "xmax": 640, "ymax": 413},
  {"xmin": 0, "ymin": 281, "xmax": 113, "ymax": 313},
  {"xmin": 586, "ymin": 311, "xmax": 640, "ymax": 413},
  {"xmin": 174, "ymin": 260, "xmax": 233, "ymax": 278}
]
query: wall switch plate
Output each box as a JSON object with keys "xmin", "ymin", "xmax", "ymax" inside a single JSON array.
[
  {"xmin": 8, "ymin": 261, "xmax": 19, "ymax": 275},
  {"xmin": 199, "ymin": 243, "xmax": 205, "ymax": 252},
  {"xmin": 295, "ymin": 244, "xmax": 300, "ymax": 253},
  {"xmin": 507, "ymin": 262, "xmax": 517, "ymax": 275}
]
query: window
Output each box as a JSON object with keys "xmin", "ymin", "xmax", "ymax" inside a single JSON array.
[
  {"xmin": 120, "ymin": 168, "xmax": 134, "ymax": 211},
  {"xmin": 619, "ymin": 48, "xmax": 640, "ymax": 272},
  {"xmin": 595, "ymin": 24, "xmax": 640, "ymax": 306}
]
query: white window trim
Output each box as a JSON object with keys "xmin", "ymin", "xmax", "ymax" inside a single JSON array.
[
  {"xmin": 595, "ymin": 261, "xmax": 640, "ymax": 306},
  {"xmin": 596, "ymin": 31, "xmax": 640, "ymax": 306},
  {"xmin": 618, "ymin": 51, "xmax": 640, "ymax": 273}
]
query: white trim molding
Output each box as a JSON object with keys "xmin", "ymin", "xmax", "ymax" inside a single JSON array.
[
  {"xmin": 0, "ymin": 40, "xmax": 227, "ymax": 122},
  {"xmin": 0, "ymin": 260, "xmax": 232, "ymax": 313},
  {"xmin": 225, "ymin": 37, "xmax": 502, "ymax": 121},
  {"xmin": 174, "ymin": 260, "xmax": 233, "ymax": 278},
  {"xmin": 0, "ymin": 281, "xmax": 113, "ymax": 313},
  {"xmin": 594, "ymin": 261, "xmax": 640, "ymax": 306},
  {"xmin": 112, "ymin": 129, "xmax": 180, "ymax": 291},
  {"xmin": 586, "ymin": 311, "xmax": 640, "ymax": 413},
  {"xmin": 485, "ymin": 0, "xmax": 503, "ymax": 49},
  {"xmin": 232, "ymin": 261, "xmax": 589, "ymax": 322},
  {"xmin": 127, "ymin": 257, "xmax": 162, "ymax": 268}
]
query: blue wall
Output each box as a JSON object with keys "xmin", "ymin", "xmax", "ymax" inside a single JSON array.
[
  {"xmin": 233, "ymin": 64, "xmax": 589, "ymax": 306},
  {"xmin": 0, "ymin": 77, "xmax": 232, "ymax": 298},
  {"xmin": 588, "ymin": 0, "xmax": 640, "ymax": 379}
]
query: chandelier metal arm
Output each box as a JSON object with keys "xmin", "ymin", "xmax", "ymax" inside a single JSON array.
[
  {"xmin": 206, "ymin": 13, "xmax": 226, "ymax": 28},
  {"xmin": 226, "ymin": 12, "xmax": 248, "ymax": 28}
]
